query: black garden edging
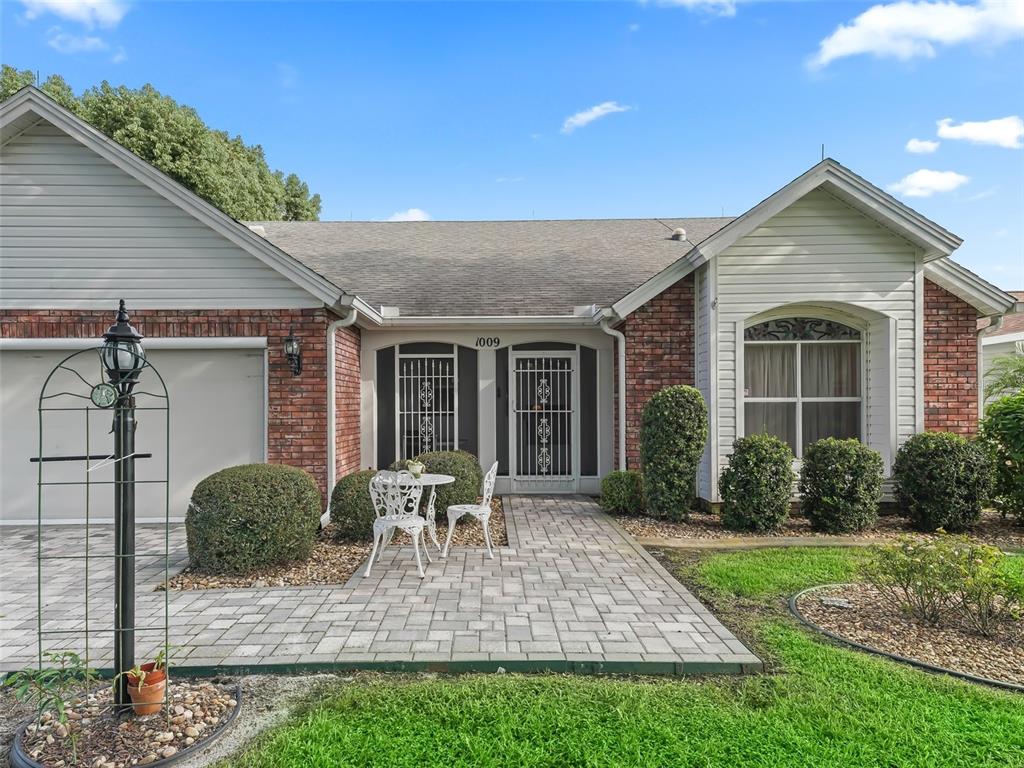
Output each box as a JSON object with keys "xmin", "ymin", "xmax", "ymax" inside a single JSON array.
[
  {"xmin": 9, "ymin": 684, "xmax": 242, "ymax": 768},
  {"xmin": 789, "ymin": 584, "xmax": 1024, "ymax": 694}
]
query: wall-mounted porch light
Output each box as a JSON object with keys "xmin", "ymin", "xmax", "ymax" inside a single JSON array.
[{"xmin": 284, "ymin": 330, "xmax": 302, "ymax": 376}]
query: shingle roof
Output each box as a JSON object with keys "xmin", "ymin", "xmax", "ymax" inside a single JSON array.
[
  {"xmin": 249, "ymin": 218, "xmax": 733, "ymax": 317},
  {"xmin": 980, "ymin": 290, "xmax": 1024, "ymax": 337}
]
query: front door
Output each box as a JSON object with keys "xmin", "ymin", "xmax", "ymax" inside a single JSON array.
[{"xmin": 510, "ymin": 353, "xmax": 578, "ymax": 492}]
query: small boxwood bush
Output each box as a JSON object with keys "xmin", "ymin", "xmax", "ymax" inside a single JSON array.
[
  {"xmin": 799, "ymin": 438, "xmax": 883, "ymax": 534},
  {"xmin": 980, "ymin": 392, "xmax": 1024, "ymax": 523},
  {"xmin": 719, "ymin": 434, "xmax": 795, "ymax": 533},
  {"xmin": 329, "ymin": 469, "xmax": 379, "ymax": 540},
  {"xmin": 186, "ymin": 463, "xmax": 321, "ymax": 575},
  {"xmin": 640, "ymin": 385, "xmax": 708, "ymax": 521},
  {"xmin": 893, "ymin": 432, "xmax": 993, "ymax": 532},
  {"xmin": 399, "ymin": 451, "xmax": 483, "ymax": 511},
  {"xmin": 600, "ymin": 470, "xmax": 644, "ymax": 516}
]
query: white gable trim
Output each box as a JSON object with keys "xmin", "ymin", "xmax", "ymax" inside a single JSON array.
[
  {"xmin": 0, "ymin": 87, "xmax": 345, "ymax": 308},
  {"xmin": 612, "ymin": 158, "xmax": 965, "ymax": 319},
  {"xmin": 924, "ymin": 258, "xmax": 1018, "ymax": 317}
]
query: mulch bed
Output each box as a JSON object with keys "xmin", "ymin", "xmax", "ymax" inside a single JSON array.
[
  {"xmin": 796, "ymin": 583, "xmax": 1024, "ymax": 686},
  {"xmin": 161, "ymin": 499, "xmax": 507, "ymax": 590},
  {"xmin": 16, "ymin": 680, "xmax": 236, "ymax": 768},
  {"xmin": 620, "ymin": 509, "xmax": 1024, "ymax": 550}
]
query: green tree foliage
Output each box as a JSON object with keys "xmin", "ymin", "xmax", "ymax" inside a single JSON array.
[
  {"xmin": 984, "ymin": 351, "xmax": 1024, "ymax": 401},
  {"xmin": 1, "ymin": 65, "xmax": 320, "ymax": 221}
]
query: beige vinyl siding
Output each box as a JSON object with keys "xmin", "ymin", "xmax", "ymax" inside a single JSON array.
[
  {"xmin": 0, "ymin": 120, "xmax": 320, "ymax": 310},
  {"xmin": 715, "ymin": 188, "xmax": 918, "ymax": 488}
]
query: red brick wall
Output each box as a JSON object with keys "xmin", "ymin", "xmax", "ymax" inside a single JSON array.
[
  {"xmin": 334, "ymin": 325, "xmax": 362, "ymax": 479},
  {"xmin": 0, "ymin": 308, "xmax": 360, "ymax": 503},
  {"xmin": 923, "ymin": 279, "xmax": 979, "ymax": 434},
  {"xmin": 614, "ymin": 274, "xmax": 696, "ymax": 468}
]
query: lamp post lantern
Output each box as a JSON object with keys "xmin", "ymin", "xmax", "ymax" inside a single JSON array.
[{"xmin": 101, "ymin": 300, "xmax": 145, "ymax": 712}]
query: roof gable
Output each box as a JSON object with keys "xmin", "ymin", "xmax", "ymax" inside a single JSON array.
[{"xmin": 0, "ymin": 87, "xmax": 343, "ymax": 308}]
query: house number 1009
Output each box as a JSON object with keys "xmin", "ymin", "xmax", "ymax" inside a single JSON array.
[{"xmin": 476, "ymin": 337, "xmax": 501, "ymax": 348}]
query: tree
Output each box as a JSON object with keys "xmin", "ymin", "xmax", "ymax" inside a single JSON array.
[
  {"xmin": 1, "ymin": 66, "xmax": 320, "ymax": 221},
  {"xmin": 984, "ymin": 350, "xmax": 1024, "ymax": 401}
]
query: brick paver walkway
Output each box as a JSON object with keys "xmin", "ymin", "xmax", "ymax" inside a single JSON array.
[{"xmin": 0, "ymin": 496, "xmax": 760, "ymax": 675}]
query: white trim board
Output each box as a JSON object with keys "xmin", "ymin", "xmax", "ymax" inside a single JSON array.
[
  {"xmin": 982, "ymin": 331, "xmax": 1024, "ymax": 346},
  {"xmin": 0, "ymin": 337, "xmax": 268, "ymax": 351}
]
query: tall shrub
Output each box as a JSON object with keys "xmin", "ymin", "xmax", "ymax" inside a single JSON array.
[
  {"xmin": 186, "ymin": 464, "xmax": 321, "ymax": 575},
  {"xmin": 640, "ymin": 386, "xmax": 707, "ymax": 521},
  {"xmin": 799, "ymin": 438, "xmax": 883, "ymax": 533},
  {"xmin": 893, "ymin": 432, "xmax": 993, "ymax": 532},
  {"xmin": 980, "ymin": 393, "xmax": 1024, "ymax": 523},
  {"xmin": 719, "ymin": 434, "xmax": 795, "ymax": 532}
]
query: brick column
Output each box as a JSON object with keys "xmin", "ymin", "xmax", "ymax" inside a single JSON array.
[{"xmin": 923, "ymin": 279, "xmax": 980, "ymax": 434}]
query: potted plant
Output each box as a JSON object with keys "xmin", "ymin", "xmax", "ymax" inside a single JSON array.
[
  {"xmin": 117, "ymin": 648, "xmax": 168, "ymax": 716},
  {"xmin": 405, "ymin": 459, "xmax": 425, "ymax": 478}
]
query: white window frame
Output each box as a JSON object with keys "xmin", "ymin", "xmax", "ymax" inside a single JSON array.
[
  {"xmin": 743, "ymin": 332, "xmax": 864, "ymax": 459},
  {"xmin": 395, "ymin": 347, "xmax": 458, "ymax": 460}
]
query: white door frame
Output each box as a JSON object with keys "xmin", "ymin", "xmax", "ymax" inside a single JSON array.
[{"xmin": 508, "ymin": 350, "xmax": 580, "ymax": 493}]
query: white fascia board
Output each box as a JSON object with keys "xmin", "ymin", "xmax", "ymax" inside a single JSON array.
[
  {"xmin": 377, "ymin": 315, "xmax": 601, "ymax": 329},
  {"xmin": 924, "ymin": 259, "xmax": 1017, "ymax": 316},
  {"xmin": 609, "ymin": 158, "xmax": 963, "ymax": 320},
  {"xmin": 0, "ymin": 88, "xmax": 345, "ymax": 308},
  {"xmin": 0, "ymin": 337, "xmax": 268, "ymax": 351},
  {"xmin": 982, "ymin": 330, "xmax": 1024, "ymax": 346}
]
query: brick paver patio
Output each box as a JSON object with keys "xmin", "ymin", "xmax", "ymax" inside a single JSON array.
[{"xmin": 0, "ymin": 496, "xmax": 761, "ymax": 675}]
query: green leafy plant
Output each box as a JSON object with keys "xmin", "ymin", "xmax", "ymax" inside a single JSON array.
[
  {"xmin": 640, "ymin": 386, "xmax": 708, "ymax": 521},
  {"xmin": 799, "ymin": 438, "xmax": 883, "ymax": 534},
  {"xmin": 893, "ymin": 432, "xmax": 993, "ymax": 532},
  {"xmin": 719, "ymin": 434, "xmax": 795, "ymax": 533},
  {"xmin": 980, "ymin": 392, "xmax": 1024, "ymax": 523},
  {"xmin": 983, "ymin": 351, "xmax": 1024, "ymax": 401},
  {"xmin": 600, "ymin": 470, "xmax": 644, "ymax": 516},
  {"xmin": 953, "ymin": 541, "xmax": 1022, "ymax": 637},
  {"xmin": 862, "ymin": 536, "xmax": 964, "ymax": 626},
  {"xmin": 330, "ymin": 469, "xmax": 379, "ymax": 540},
  {"xmin": 186, "ymin": 463, "xmax": 322, "ymax": 574}
]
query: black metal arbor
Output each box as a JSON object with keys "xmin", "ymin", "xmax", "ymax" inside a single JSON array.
[{"xmin": 35, "ymin": 301, "xmax": 170, "ymax": 712}]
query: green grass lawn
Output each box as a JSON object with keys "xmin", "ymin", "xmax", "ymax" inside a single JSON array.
[{"xmin": 222, "ymin": 548, "xmax": 1024, "ymax": 768}]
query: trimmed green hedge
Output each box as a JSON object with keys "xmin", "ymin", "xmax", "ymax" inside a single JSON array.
[
  {"xmin": 980, "ymin": 393, "xmax": 1024, "ymax": 523},
  {"xmin": 186, "ymin": 463, "xmax": 321, "ymax": 575},
  {"xmin": 393, "ymin": 451, "xmax": 483, "ymax": 512},
  {"xmin": 799, "ymin": 438, "xmax": 883, "ymax": 534},
  {"xmin": 600, "ymin": 470, "xmax": 644, "ymax": 516},
  {"xmin": 719, "ymin": 434, "xmax": 794, "ymax": 533},
  {"xmin": 893, "ymin": 432, "xmax": 993, "ymax": 532},
  {"xmin": 329, "ymin": 469, "xmax": 378, "ymax": 540},
  {"xmin": 640, "ymin": 386, "xmax": 708, "ymax": 521}
]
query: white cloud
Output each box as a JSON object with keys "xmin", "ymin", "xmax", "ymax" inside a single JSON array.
[
  {"xmin": 905, "ymin": 137, "xmax": 940, "ymax": 154},
  {"xmin": 887, "ymin": 168, "xmax": 969, "ymax": 197},
  {"xmin": 809, "ymin": 0, "xmax": 1024, "ymax": 70},
  {"xmin": 21, "ymin": 0, "xmax": 128, "ymax": 28},
  {"xmin": 110, "ymin": 45, "xmax": 126, "ymax": 63},
  {"xmin": 46, "ymin": 25, "xmax": 107, "ymax": 53},
  {"xmin": 966, "ymin": 186, "xmax": 998, "ymax": 201},
  {"xmin": 937, "ymin": 116, "xmax": 1024, "ymax": 149},
  {"xmin": 655, "ymin": 0, "xmax": 738, "ymax": 17},
  {"xmin": 387, "ymin": 208, "xmax": 431, "ymax": 222},
  {"xmin": 561, "ymin": 101, "xmax": 632, "ymax": 134},
  {"xmin": 628, "ymin": 22, "xmax": 641, "ymax": 32}
]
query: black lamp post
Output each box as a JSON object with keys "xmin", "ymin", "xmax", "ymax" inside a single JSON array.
[{"xmin": 101, "ymin": 300, "xmax": 145, "ymax": 712}]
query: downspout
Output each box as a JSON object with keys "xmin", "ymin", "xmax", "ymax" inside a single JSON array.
[
  {"xmin": 326, "ymin": 307, "xmax": 359, "ymax": 523},
  {"xmin": 600, "ymin": 316, "xmax": 627, "ymax": 471}
]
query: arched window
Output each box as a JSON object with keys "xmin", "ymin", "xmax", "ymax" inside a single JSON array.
[{"xmin": 743, "ymin": 317, "xmax": 861, "ymax": 458}]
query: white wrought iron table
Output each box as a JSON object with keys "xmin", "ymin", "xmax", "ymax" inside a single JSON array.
[{"xmin": 417, "ymin": 473, "xmax": 455, "ymax": 550}]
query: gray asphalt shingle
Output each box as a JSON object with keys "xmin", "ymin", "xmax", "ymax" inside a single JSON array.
[{"xmin": 248, "ymin": 218, "xmax": 734, "ymax": 317}]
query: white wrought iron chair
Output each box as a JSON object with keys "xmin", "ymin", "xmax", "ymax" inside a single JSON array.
[
  {"xmin": 364, "ymin": 470, "xmax": 431, "ymax": 578},
  {"xmin": 442, "ymin": 461, "xmax": 499, "ymax": 559}
]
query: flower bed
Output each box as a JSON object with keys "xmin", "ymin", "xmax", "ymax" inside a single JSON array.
[{"xmin": 795, "ymin": 583, "xmax": 1024, "ymax": 687}]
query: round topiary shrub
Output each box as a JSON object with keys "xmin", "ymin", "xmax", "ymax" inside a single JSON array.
[
  {"xmin": 980, "ymin": 392, "xmax": 1024, "ymax": 523},
  {"xmin": 719, "ymin": 434, "xmax": 795, "ymax": 532},
  {"xmin": 329, "ymin": 469, "xmax": 379, "ymax": 540},
  {"xmin": 186, "ymin": 463, "xmax": 321, "ymax": 575},
  {"xmin": 600, "ymin": 470, "xmax": 644, "ymax": 515},
  {"xmin": 400, "ymin": 451, "xmax": 484, "ymax": 511},
  {"xmin": 640, "ymin": 385, "xmax": 708, "ymax": 521},
  {"xmin": 799, "ymin": 438, "xmax": 883, "ymax": 533},
  {"xmin": 893, "ymin": 431, "xmax": 994, "ymax": 532}
]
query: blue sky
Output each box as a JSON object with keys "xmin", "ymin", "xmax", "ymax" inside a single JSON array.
[{"xmin": 3, "ymin": 0, "xmax": 1023, "ymax": 287}]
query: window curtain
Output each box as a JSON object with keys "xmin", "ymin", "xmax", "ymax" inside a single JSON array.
[
  {"xmin": 744, "ymin": 345, "xmax": 796, "ymax": 398},
  {"xmin": 801, "ymin": 343, "xmax": 860, "ymax": 397}
]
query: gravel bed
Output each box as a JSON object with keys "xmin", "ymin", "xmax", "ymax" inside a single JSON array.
[
  {"xmin": 796, "ymin": 583, "xmax": 1024, "ymax": 686},
  {"xmin": 620, "ymin": 509, "xmax": 1024, "ymax": 550},
  {"xmin": 15, "ymin": 680, "xmax": 236, "ymax": 767},
  {"xmin": 161, "ymin": 499, "xmax": 507, "ymax": 590}
]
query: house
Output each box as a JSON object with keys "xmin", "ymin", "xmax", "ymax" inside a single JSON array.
[
  {"xmin": 1, "ymin": 86, "xmax": 1018, "ymax": 524},
  {"xmin": 980, "ymin": 291, "xmax": 1024, "ymax": 404}
]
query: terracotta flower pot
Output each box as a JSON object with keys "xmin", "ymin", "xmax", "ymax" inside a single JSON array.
[{"xmin": 127, "ymin": 663, "xmax": 167, "ymax": 715}]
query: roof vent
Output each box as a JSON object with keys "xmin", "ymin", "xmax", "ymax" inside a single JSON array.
[
  {"xmin": 380, "ymin": 306, "xmax": 400, "ymax": 318},
  {"xmin": 248, "ymin": 225, "xmax": 267, "ymax": 238},
  {"xmin": 671, "ymin": 227, "xmax": 687, "ymax": 241}
]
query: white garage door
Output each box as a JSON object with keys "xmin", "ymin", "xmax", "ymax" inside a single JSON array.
[{"xmin": 0, "ymin": 346, "xmax": 265, "ymax": 524}]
